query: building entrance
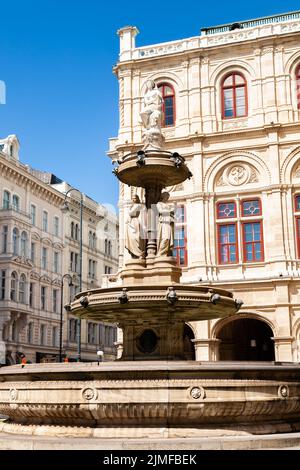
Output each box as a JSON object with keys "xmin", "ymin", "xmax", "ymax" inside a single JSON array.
[{"xmin": 218, "ymin": 318, "xmax": 275, "ymax": 361}]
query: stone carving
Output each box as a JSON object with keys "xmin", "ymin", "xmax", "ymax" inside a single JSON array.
[
  {"xmin": 227, "ymin": 165, "xmax": 249, "ymax": 186},
  {"xmin": 156, "ymin": 192, "xmax": 175, "ymax": 257},
  {"xmin": 278, "ymin": 384, "xmax": 289, "ymax": 399},
  {"xmin": 190, "ymin": 386, "xmax": 206, "ymax": 400},
  {"xmin": 140, "ymin": 80, "xmax": 164, "ymax": 150},
  {"xmin": 216, "ymin": 163, "xmax": 259, "ymax": 188},
  {"xmin": 82, "ymin": 387, "xmax": 97, "ymax": 401},
  {"xmin": 124, "ymin": 195, "xmax": 146, "ymax": 259},
  {"xmin": 9, "ymin": 388, "xmax": 18, "ymax": 401}
]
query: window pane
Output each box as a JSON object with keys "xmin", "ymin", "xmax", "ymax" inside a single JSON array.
[
  {"xmin": 235, "ymin": 74, "xmax": 245, "ymax": 85},
  {"xmin": 246, "ymin": 245, "xmax": 253, "ymax": 261},
  {"xmin": 223, "ymin": 75, "xmax": 233, "ymax": 86},
  {"xmin": 229, "ymin": 245, "xmax": 237, "ymax": 262},
  {"xmin": 164, "ymin": 86, "xmax": 174, "ymax": 96},
  {"xmin": 242, "ymin": 200, "xmax": 260, "ymax": 216},
  {"xmin": 296, "ymin": 196, "xmax": 300, "ymax": 211},
  {"xmin": 217, "ymin": 202, "xmax": 236, "ymax": 218}
]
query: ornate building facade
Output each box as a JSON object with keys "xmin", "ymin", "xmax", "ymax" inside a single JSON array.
[
  {"xmin": 0, "ymin": 135, "xmax": 118, "ymax": 364},
  {"xmin": 109, "ymin": 11, "xmax": 300, "ymax": 362}
]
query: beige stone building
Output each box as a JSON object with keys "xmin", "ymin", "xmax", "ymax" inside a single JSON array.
[
  {"xmin": 0, "ymin": 135, "xmax": 118, "ymax": 364},
  {"xmin": 109, "ymin": 11, "xmax": 300, "ymax": 363}
]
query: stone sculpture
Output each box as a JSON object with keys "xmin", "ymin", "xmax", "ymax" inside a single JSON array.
[
  {"xmin": 140, "ymin": 80, "xmax": 164, "ymax": 150},
  {"xmin": 156, "ymin": 192, "xmax": 175, "ymax": 257},
  {"xmin": 124, "ymin": 194, "xmax": 146, "ymax": 258}
]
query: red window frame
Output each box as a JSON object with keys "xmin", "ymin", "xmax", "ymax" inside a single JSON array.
[
  {"xmin": 221, "ymin": 72, "xmax": 247, "ymax": 119},
  {"xmin": 241, "ymin": 198, "xmax": 262, "ymax": 217},
  {"xmin": 216, "ymin": 200, "xmax": 237, "ymax": 219},
  {"xmin": 296, "ymin": 65, "xmax": 300, "ymax": 110},
  {"xmin": 158, "ymin": 83, "xmax": 175, "ymax": 127},
  {"xmin": 242, "ymin": 221, "xmax": 264, "ymax": 262},
  {"xmin": 217, "ymin": 223, "xmax": 238, "ymax": 265},
  {"xmin": 173, "ymin": 204, "xmax": 187, "ymax": 267},
  {"xmin": 296, "ymin": 217, "xmax": 300, "ymax": 258}
]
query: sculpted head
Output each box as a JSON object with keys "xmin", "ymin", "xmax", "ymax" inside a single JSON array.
[
  {"xmin": 160, "ymin": 192, "xmax": 170, "ymax": 202},
  {"xmin": 132, "ymin": 194, "xmax": 141, "ymax": 203},
  {"xmin": 145, "ymin": 79, "xmax": 156, "ymax": 91}
]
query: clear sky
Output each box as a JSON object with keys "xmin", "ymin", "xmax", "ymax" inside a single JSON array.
[{"xmin": 1, "ymin": 0, "xmax": 300, "ymax": 210}]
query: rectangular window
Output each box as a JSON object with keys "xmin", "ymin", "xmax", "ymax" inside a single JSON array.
[
  {"xmin": 68, "ymin": 319, "xmax": 77, "ymax": 342},
  {"xmin": 53, "ymin": 252, "xmax": 59, "ymax": 273},
  {"xmin": 31, "ymin": 205, "xmax": 36, "ymax": 226},
  {"xmin": 173, "ymin": 204, "xmax": 187, "ymax": 266},
  {"xmin": 41, "ymin": 247, "xmax": 48, "ymax": 269},
  {"xmin": 31, "ymin": 242, "xmax": 36, "ymax": 264},
  {"xmin": 41, "ymin": 286, "xmax": 46, "ymax": 310},
  {"xmin": 295, "ymin": 195, "xmax": 300, "ymax": 212},
  {"xmin": 224, "ymin": 88, "xmax": 234, "ymax": 118},
  {"xmin": 53, "ymin": 289, "xmax": 58, "ymax": 313},
  {"xmin": 242, "ymin": 222, "xmax": 264, "ymax": 262},
  {"xmin": 27, "ymin": 322, "xmax": 33, "ymax": 344},
  {"xmin": 1, "ymin": 270, "xmax": 6, "ymax": 300},
  {"xmin": 52, "ymin": 326, "xmax": 58, "ymax": 347},
  {"xmin": 42, "ymin": 211, "xmax": 48, "ymax": 232},
  {"xmin": 173, "ymin": 225, "xmax": 187, "ymax": 266},
  {"xmin": 88, "ymin": 323, "xmax": 97, "ymax": 344},
  {"xmin": 2, "ymin": 225, "xmax": 8, "ymax": 253},
  {"xmin": 104, "ymin": 266, "xmax": 112, "ymax": 274},
  {"xmin": 40, "ymin": 324, "xmax": 46, "ymax": 345},
  {"xmin": 54, "ymin": 216, "xmax": 59, "ymax": 236},
  {"xmin": 218, "ymin": 224, "xmax": 238, "ymax": 264},
  {"xmin": 29, "ymin": 282, "xmax": 34, "ymax": 307}
]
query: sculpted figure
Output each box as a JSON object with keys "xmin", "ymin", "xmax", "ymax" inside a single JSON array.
[
  {"xmin": 156, "ymin": 192, "xmax": 175, "ymax": 257},
  {"xmin": 124, "ymin": 195, "xmax": 146, "ymax": 259},
  {"xmin": 140, "ymin": 80, "xmax": 163, "ymax": 130},
  {"xmin": 140, "ymin": 80, "xmax": 164, "ymax": 150}
]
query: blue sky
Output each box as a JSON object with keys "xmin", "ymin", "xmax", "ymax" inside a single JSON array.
[{"xmin": 0, "ymin": 0, "xmax": 300, "ymax": 209}]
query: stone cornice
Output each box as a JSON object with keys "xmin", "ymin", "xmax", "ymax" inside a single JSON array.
[{"xmin": 0, "ymin": 154, "xmax": 63, "ymax": 207}]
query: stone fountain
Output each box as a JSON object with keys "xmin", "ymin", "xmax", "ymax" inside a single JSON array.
[{"xmin": 0, "ymin": 81, "xmax": 300, "ymax": 446}]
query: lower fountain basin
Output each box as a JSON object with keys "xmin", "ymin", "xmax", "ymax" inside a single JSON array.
[{"xmin": 0, "ymin": 362, "xmax": 300, "ymax": 438}]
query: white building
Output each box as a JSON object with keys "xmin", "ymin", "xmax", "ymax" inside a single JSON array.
[
  {"xmin": 109, "ymin": 11, "xmax": 300, "ymax": 363},
  {"xmin": 0, "ymin": 135, "xmax": 118, "ymax": 364}
]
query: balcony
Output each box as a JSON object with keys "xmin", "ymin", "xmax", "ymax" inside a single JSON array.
[{"xmin": 0, "ymin": 206, "xmax": 31, "ymax": 224}]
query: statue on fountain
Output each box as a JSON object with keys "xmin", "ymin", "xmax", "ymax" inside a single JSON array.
[
  {"xmin": 140, "ymin": 80, "xmax": 164, "ymax": 150},
  {"xmin": 124, "ymin": 194, "xmax": 146, "ymax": 259},
  {"xmin": 156, "ymin": 192, "xmax": 175, "ymax": 257}
]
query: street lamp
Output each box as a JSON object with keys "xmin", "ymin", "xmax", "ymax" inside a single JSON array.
[
  {"xmin": 61, "ymin": 188, "xmax": 83, "ymax": 362},
  {"xmin": 59, "ymin": 273, "xmax": 73, "ymax": 362}
]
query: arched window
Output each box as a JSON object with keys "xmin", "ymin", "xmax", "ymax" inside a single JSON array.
[
  {"xmin": 19, "ymin": 274, "xmax": 26, "ymax": 303},
  {"xmin": 296, "ymin": 65, "xmax": 300, "ymax": 110},
  {"xmin": 20, "ymin": 231, "xmax": 28, "ymax": 257},
  {"xmin": 221, "ymin": 72, "xmax": 247, "ymax": 119},
  {"xmin": 3, "ymin": 190, "xmax": 10, "ymax": 209},
  {"xmin": 158, "ymin": 83, "xmax": 175, "ymax": 127},
  {"xmin": 10, "ymin": 271, "xmax": 17, "ymax": 301},
  {"xmin": 12, "ymin": 194, "xmax": 19, "ymax": 211},
  {"xmin": 12, "ymin": 228, "xmax": 19, "ymax": 255}
]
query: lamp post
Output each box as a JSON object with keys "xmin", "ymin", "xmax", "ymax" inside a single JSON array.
[
  {"xmin": 59, "ymin": 274, "xmax": 73, "ymax": 362},
  {"xmin": 61, "ymin": 188, "xmax": 83, "ymax": 362}
]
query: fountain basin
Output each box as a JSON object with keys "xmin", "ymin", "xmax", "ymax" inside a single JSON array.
[{"xmin": 0, "ymin": 362, "xmax": 300, "ymax": 438}]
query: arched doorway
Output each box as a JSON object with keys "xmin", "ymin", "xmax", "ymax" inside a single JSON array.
[
  {"xmin": 183, "ymin": 324, "xmax": 195, "ymax": 360},
  {"xmin": 217, "ymin": 318, "xmax": 275, "ymax": 361}
]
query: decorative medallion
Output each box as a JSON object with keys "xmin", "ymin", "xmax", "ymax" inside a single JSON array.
[
  {"xmin": 190, "ymin": 386, "xmax": 206, "ymax": 400},
  {"xmin": 216, "ymin": 163, "xmax": 259, "ymax": 188},
  {"xmin": 9, "ymin": 388, "xmax": 18, "ymax": 401},
  {"xmin": 278, "ymin": 385, "xmax": 289, "ymax": 399},
  {"xmin": 82, "ymin": 387, "xmax": 98, "ymax": 401}
]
